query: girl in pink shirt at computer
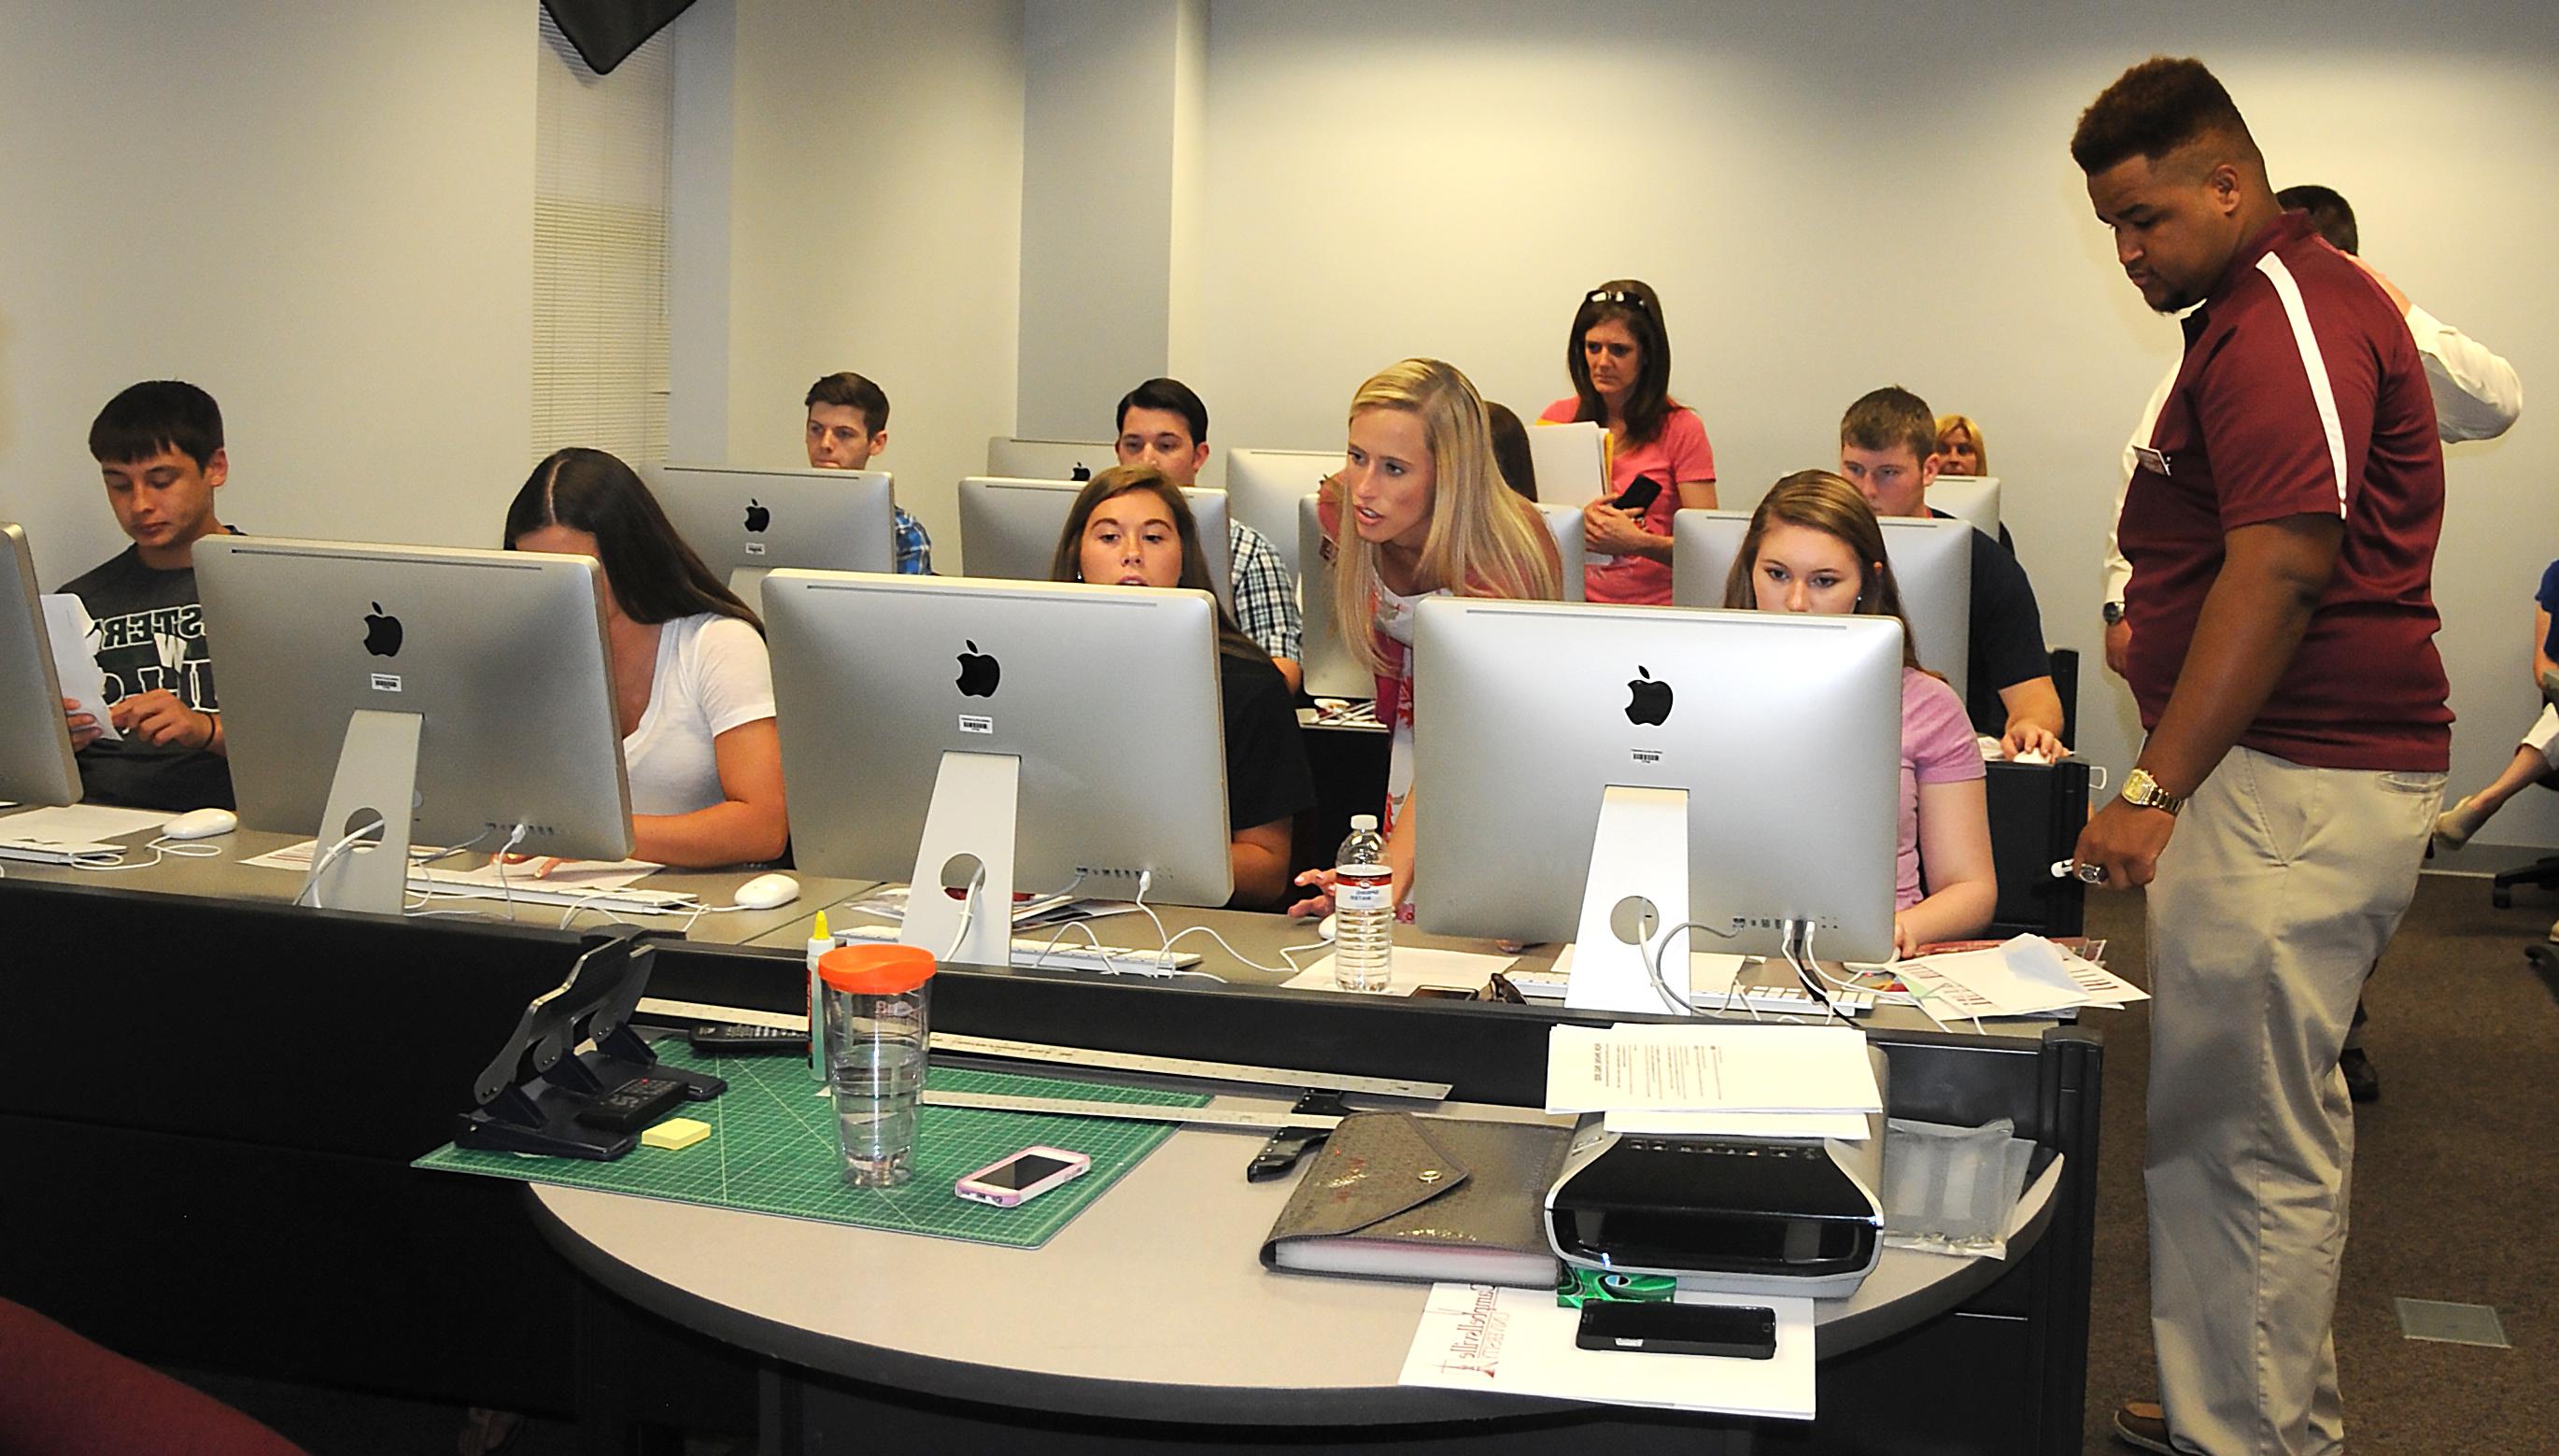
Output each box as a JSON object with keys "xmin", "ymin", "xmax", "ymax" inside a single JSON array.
[
  {"xmin": 1542, "ymin": 278, "xmax": 1718, "ymax": 605},
  {"xmin": 1294, "ymin": 358, "xmax": 1562, "ymax": 920},
  {"xmin": 1725, "ymin": 471, "xmax": 1996, "ymax": 957}
]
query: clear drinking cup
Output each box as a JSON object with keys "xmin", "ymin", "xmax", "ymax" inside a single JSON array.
[{"xmin": 818, "ymin": 944, "xmax": 936, "ymax": 1188}]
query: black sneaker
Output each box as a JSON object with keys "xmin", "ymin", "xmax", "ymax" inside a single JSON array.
[
  {"xmin": 2114, "ymin": 1401, "xmax": 2178, "ymax": 1453},
  {"xmin": 2340, "ymin": 1046, "xmax": 2381, "ymax": 1104}
]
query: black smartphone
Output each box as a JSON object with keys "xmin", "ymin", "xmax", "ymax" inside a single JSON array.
[
  {"xmin": 1610, "ymin": 474, "xmax": 1664, "ymax": 514},
  {"xmin": 1576, "ymin": 1301, "xmax": 1776, "ymax": 1359}
]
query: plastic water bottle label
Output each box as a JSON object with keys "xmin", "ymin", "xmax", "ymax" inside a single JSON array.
[{"xmin": 1336, "ymin": 879, "xmax": 1393, "ymax": 912}]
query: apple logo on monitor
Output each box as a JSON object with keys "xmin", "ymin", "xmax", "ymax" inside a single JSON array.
[
  {"xmin": 955, "ymin": 640, "xmax": 1000, "ymax": 697},
  {"xmin": 1070, "ymin": 464, "xmax": 1093, "ymax": 482},
  {"xmin": 363, "ymin": 602, "xmax": 404, "ymax": 657},
  {"xmin": 1624, "ymin": 666, "xmax": 1672, "ymax": 726},
  {"xmin": 743, "ymin": 499, "xmax": 771, "ymax": 532}
]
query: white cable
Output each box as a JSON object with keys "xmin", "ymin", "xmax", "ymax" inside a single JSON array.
[
  {"xmin": 71, "ymin": 835, "xmax": 226, "ymax": 873},
  {"xmin": 943, "ymin": 865, "xmax": 989, "ymax": 963},
  {"xmin": 1639, "ymin": 916, "xmax": 1740, "ymax": 1018},
  {"xmin": 297, "ymin": 822, "xmax": 391, "ymax": 908}
]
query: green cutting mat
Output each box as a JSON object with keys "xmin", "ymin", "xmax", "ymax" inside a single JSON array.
[{"xmin": 417, "ymin": 1042, "xmax": 1207, "ymax": 1250}]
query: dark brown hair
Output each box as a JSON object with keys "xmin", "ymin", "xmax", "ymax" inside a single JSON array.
[
  {"xmin": 1722, "ymin": 470, "xmax": 1921, "ymax": 672},
  {"xmin": 504, "ymin": 447, "xmax": 761, "ymax": 633},
  {"xmin": 1049, "ymin": 464, "xmax": 1260, "ymax": 662},
  {"xmin": 805, "ymin": 373, "xmax": 890, "ymax": 434},
  {"xmin": 1562, "ymin": 279, "xmax": 1676, "ymax": 448},
  {"xmin": 1841, "ymin": 386, "xmax": 1939, "ymax": 465}
]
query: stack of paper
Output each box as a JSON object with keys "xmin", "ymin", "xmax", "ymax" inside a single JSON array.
[
  {"xmin": 1399, "ymin": 1283, "xmax": 1816, "ymax": 1418},
  {"xmin": 1544, "ymin": 1023, "xmax": 1881, "ymax": 1141},
  {"xmin": 1890, "ymin": 935, "xmax": 2146, "ymax": 1018}
]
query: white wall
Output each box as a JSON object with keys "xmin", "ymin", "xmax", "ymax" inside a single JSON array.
[
  {"xmin": 1015, "ymin": 0, "xmax": 1190, "ymax": 441},
  {"xmin": 1171, "ymin": 0, "xmax": 2559, "ymax": 854},
  {"xmin": 0, "ymin": 1, "xmax": 536, "ymax": 580},
  {"xmin": 714, "ymin": 0, "xmax": 1025, "ymax": 550}
]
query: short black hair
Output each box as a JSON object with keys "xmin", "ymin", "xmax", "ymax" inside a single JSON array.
[
  {"xmin": 2070, "ymin": 56, "xmax": 2261, "ymax": 177},
  {"xmin": 804, "ymin": 373, "xmax": 889, "ymax": 433},
  {"xmin": 1115, "ymin": 378, "xmax": 1209, "ymax": 445},
  {"xmin": 2275, "ymin": 184, "xmax": 2358, "ymax": 255},
  {"xmin": 89, "ymin": 380, "xmax": 223, "ymax": 470}
]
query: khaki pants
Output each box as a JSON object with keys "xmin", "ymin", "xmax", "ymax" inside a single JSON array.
[{"xmin": 2145, "ymin": 746, "xmax": 2442, "ymax": 1455}]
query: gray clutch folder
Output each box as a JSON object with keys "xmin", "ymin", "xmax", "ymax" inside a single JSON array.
[{"xmin": 1259, "ymin": 1111, "xmax": 1573, "ymax": 1288}]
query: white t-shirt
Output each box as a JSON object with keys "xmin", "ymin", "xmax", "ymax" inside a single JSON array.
[{"xmin": 623, "ymin": 613, "xmax": 775, "ymax": 817}]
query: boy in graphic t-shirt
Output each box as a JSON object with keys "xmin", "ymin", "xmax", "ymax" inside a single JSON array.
[{"xmin": 57, "ymin": 380, "xmax": 239, "ymax": 810}]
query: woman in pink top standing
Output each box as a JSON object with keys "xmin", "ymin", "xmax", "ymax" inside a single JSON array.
[
  {"xmin": 1542, "ymin": 279, "xmax": 1718, "ymax": 603},
  {"xmin": 1724, "ymin": 471, "xmax": 1996, "ymax": 957}
]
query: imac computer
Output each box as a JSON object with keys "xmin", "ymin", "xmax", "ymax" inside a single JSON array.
[
  {"xmin": 1670, "ymin": 508, "xmax": 1973, "ymax": 700},
  {"xmin": 1523, "ymin": 420, "xmax": 1607, "ymax": 503},
  {"xmin": 1223, "ymin": 447, "xmax": 1340, "ymax": 580},
  {"xmin": 956, "ymin": 476, "xmax": 1234, "ymax": 614},
  {"xmin": 1412, "ymin": 598, "xmax": 1902, "ymax": 1011},
  {"xmin": 986, "ymin": 437, "xmax": 1115, "ymax": 483},
  {"xmin": 196, "ymin": 537, "xmax": 633, "ymax": 913},
  {"xmin": 0, "ymin": 523, "xmax": 81, "ymax": 808},
  {"xmin": 1296, "ymin": 492, "xmax": 1588, "ymax": 701},
  {"xmin": 643, "ymin": 463, "xmax": 897, "ymax": 612},
  {"xmin": 1929, "ymin": 475, "xmax": 2001, "ymax": 541},
  {"xmin": 763, "ymin": 571, "xmax": 1231, "ymax": 963}
]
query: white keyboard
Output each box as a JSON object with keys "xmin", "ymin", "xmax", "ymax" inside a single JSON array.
[
  {"xmin": 836, "ymin": 921, "xmax": 1204, "ymax": 975},
  {"xmin": 403, "ymin": 874, "xmax": 695, "ymax": 914},
  {"xmin": 1506, "ymin": 968, "xmax": 1873, "ymax": 1016},
  {"xmin": 0, "ymin": 838, "xmax": 119, "ymax": 865}
]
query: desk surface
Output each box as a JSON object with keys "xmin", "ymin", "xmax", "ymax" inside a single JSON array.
[
  {"xmin": 759, "ymin": 889, "xmax": 2059, "ymax": 1040},
  {"xmin": 530, "ymin": 1099, "xmax": 2058, "ymax": 1427},
  {"xmin": 0, "ymin": 808, "xmax": 869, "ymax": 948}
]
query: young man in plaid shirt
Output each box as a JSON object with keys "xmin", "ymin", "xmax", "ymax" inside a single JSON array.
[{"xmin": 1112, "ymin": 377, "xmax": 1305, "ymax": 691}]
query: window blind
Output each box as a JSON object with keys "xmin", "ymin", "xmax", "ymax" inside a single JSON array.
[{"xmin": 533, "ymin": 6, "xmax": 672, "ymax": 465}]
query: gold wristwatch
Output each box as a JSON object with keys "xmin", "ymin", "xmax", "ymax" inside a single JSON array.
[{"xmin": 2121, "ymin": 768, "xmax": 2185, "ymax": 815}]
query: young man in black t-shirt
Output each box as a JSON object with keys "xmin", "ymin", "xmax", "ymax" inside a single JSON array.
[
  {"xmin": 1837, "ymin": 386, "xmax": 2066, "ymax": 760},
  {"xmin": 56, "ymin": 381, "xmax": 238, "ymax": 809}
]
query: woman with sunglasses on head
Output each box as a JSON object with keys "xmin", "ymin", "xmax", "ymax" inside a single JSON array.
[
  {"xmin": 1052, "ymin": 464, "xmax": 1316, "ymax": 909},
  {"xmin": 1293, "ymin": 359, "xmax": 1563, "ymax": 919},
  {"xmin": 503, "ymin": 447, "xmax": 789, "ymax": 869},
  {"xmin": 1544, "ymin": 278, "xmax": 1718, "ymax": 604},
  {"xmin": 1725, "ymin": 471, "xmax": 1996, "ymax": 957}
]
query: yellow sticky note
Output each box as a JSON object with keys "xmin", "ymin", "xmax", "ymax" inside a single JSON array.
[{"xmin": 641, "ymin": 1117, "xmax": 711, "ymax": 1151}]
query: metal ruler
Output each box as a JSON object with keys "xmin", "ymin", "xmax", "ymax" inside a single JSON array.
[
  {"xmin": 635, "ymin": 1002, "xmax": 1451, "ymax": 1102},
  {"xmin": 928, "ymin": 1032, "xmax": 1449, "ymax": 1101},
  {"xmin": 921, "ymin": 1088, "xmax": 1340, "ymax": 1133}
]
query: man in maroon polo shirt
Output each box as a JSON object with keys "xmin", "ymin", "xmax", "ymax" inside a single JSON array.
[{"xmin": 2069, "ymin": 58, "xmax": 2450, "ymax": 1456}]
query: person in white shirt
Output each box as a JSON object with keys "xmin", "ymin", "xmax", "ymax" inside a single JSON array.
[
  {"xmin": 2101, "ymin": 183, "xmax": 2522, "ymax": 677},
  {"xmin": 505, "ymin": 447, "xmax": 787, "ymax": 869}
]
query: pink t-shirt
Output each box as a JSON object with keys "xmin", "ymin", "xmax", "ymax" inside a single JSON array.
[
  {"xmin": 1898, "ymin": 667, "xmax": 1986, "ymax": 911},
  {"xmin": 1539, "ymin": 400, "xmax": 1716, "ymax": 605}
]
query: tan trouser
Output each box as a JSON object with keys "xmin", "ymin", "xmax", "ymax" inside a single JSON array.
[{"xmin": 2145, "ymin": 746, "xmax": 2443, "ymax": 1455}]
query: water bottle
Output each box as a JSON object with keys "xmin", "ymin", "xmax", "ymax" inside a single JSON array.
[{"xmin": 1332, "ymin": 814, "xmax": 1394, "ymax": 993}]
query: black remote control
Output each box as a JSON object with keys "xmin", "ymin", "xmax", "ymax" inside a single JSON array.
[
  {"xmin": 687, "ymin": 1023, "xmax": 810, "ymax": 1056},
  {"xmin": 575, "ymin": 1076, "xmax": 690, "ymax": 1132}
]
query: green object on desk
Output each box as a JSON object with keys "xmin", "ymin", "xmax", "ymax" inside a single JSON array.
[
  {"xmin": 417, "ymin": 1040, "xmax": 1206, "ymax": 1250},
  {"xmin": 1555, "ymin": 1266, "xmax": 1677, "ymax": 1308}
]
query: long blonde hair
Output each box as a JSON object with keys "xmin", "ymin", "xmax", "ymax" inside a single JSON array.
[
  {"xmin": 1721, "ymin": 470, "xmax": 1922, "ymax": 672},
  {"xmin": 1331, "ymin": 359, "xmax": 1562, "ymax": 673}
]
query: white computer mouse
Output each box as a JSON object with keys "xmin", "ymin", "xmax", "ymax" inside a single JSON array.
[
  {"xmin": 732, "ymin": 872, "xmax": 801, "ymax": 911},
  {"xmin": 1317, "ymin": 912, "xmax": 1337, "ymax": 942},
  {"xmin": 2011, "ymin": 748, "xmax": 2052, "ymax": 767},
  {"xmin": 163, "ymin": 808, "xmax": 238, "ymax": 841}
]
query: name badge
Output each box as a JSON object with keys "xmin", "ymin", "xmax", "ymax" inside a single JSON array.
[{"xmin": 2132, "ymin": 444, "xmax": 2170, "ymax": 476}]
